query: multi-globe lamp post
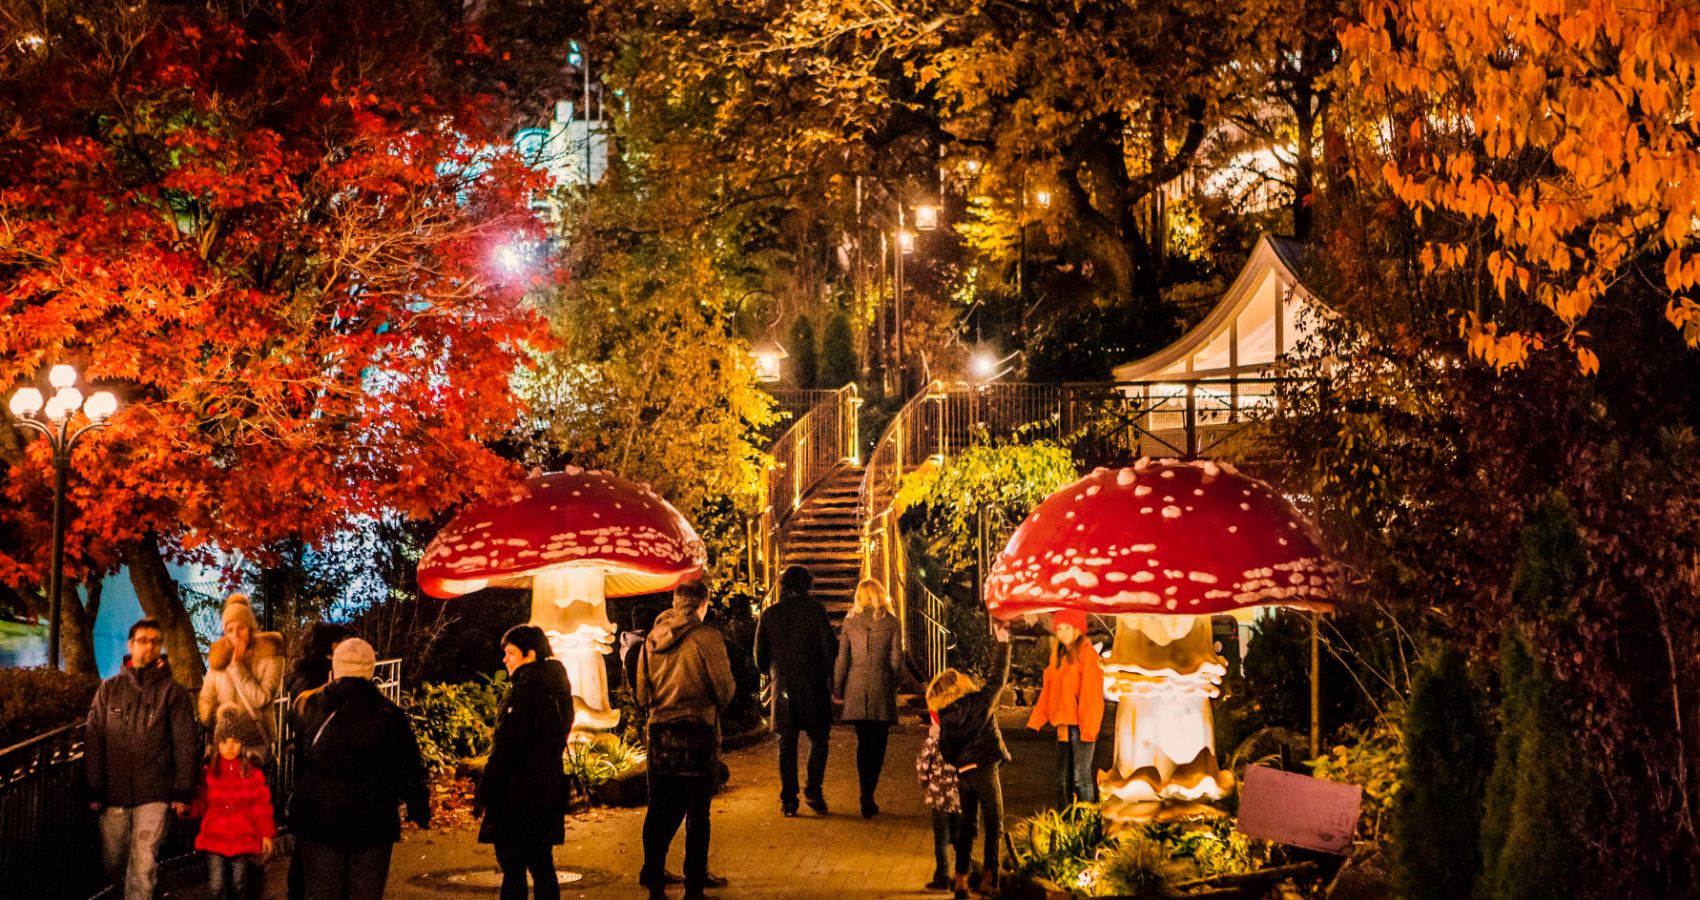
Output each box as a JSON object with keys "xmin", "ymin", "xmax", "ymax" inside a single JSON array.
[{"xmin": 6, "ymin": 364, "xmax": 118, "ymax": 669}]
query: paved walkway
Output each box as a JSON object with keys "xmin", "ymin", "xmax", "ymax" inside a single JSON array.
[{"xmin": 188, "ymin": 710, "xmax": 1054, "ymax": 899}]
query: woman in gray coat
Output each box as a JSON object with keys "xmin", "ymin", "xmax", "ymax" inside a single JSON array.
[{"xmin": 834, "ymin": 579, "xmax": 904, "ymax": 818}]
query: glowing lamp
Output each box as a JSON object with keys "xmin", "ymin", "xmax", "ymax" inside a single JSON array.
[
  {"xmin": 1034, "ymin": 189, "xmax": 1052, "ymax": 209},
  {"xmin": 749, "ymin": 339, "xmax": 787, "ymax": 383},
  {"xmin": 48, "ymin": 365, "xmax": 77, "ymax": 389},
  {"xmin": 898, "ymin": 230, "xmax": 916, "ymax": 254},
  {"xmin": 913, "ymin": 203, "xmax": 941, "ymax": 231},
  {"xmin": 84, "ymin": 391, "xmax": 118, "ymax": 421},
  {"xmin": 9, "ymin": 388, "xmax": 43, "ymax": 417},
  {"xmin": 985, "ymin": 459, "xmax": 1339, "ymax": 824},
  {"xmin": 970, "ymin": 351, "xmax": 999, "ymax": 380}
]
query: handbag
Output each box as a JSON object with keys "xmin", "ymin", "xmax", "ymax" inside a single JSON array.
[{"xmin": 646, "ymin": 720, "xmax": 719, "ymax": 778}]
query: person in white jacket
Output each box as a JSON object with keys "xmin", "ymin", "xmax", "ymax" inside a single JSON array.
[{"xmin": 199, "ymin": 594, "xmax": 284, "ymax": 745}]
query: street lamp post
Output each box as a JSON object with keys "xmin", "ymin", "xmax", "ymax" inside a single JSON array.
[{"xmin": 7, "ymin": 365, "xmax": 118, "ymax": 669}]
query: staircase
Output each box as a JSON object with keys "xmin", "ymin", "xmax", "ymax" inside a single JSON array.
[{"xmin": 775, "ymin": 464, "xmax": 865, "ymax": 618}]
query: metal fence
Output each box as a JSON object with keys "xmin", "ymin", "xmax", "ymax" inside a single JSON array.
[
  {"xmin": 753, "ymin": 384, "xmax": 861, "ymax": 600},
  {"xmin": 0, "ymin": 659, "xmax": 401, "ymax": 900}
]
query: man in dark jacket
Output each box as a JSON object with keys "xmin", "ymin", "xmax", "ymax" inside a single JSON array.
[
  {"xmin": 636, "ymin": 580, "xmax": 736, "ymax": 900},
  {"xmin": 285, "ymin": 622, "xmax": 355, "ymax": 900},
  {"xmin": 85, "ymin": 617, "xmax": 198, "ymax": 900},
  {"xmin": 754, "ymin": 565, "xmax": 837, "ymax": 815},
  {"xmin": 289, "ymin": 638, "xmax": 430, "ymax": 900}
]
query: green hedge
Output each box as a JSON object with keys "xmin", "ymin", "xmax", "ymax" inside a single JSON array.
[{"xmin": 0, "ymin": 666, "xmax": 98, "ymax": 748}]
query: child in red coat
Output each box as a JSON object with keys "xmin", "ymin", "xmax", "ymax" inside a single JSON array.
[{"xmin": 197, "ymin": 705, "xmax": 275, "ymax": 899}]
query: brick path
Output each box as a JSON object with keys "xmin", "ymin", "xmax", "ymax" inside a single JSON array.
[{"xmin": 186, "ymin": 710, "xmax": 1054, "ymax": 899}]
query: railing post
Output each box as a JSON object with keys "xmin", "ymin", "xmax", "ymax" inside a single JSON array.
[{"xmin": 1184, "ymin": 382, "xmax": 1199, "ymax": 458}]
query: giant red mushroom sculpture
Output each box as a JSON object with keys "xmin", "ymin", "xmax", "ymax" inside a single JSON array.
[
  {"xmin": 985, "ymin": 458, "xmax": 1337, "ymax": 823},
  {"xmin": 417, "ymin": 467, "xmax": 706, "ymax": 736}
]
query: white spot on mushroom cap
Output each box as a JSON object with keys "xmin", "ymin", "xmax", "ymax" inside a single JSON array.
[
  {"xmin": 1161, "ymin": 506, "xmax": 1182, "ymax": 519},
  {"xmin": 1116, "ymin": 469, "xmax": 1138, "ymax": 486}
]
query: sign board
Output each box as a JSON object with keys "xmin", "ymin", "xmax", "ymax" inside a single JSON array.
[{"xmin": 1235, "ymin": 764, "xmax": 1362, "ymax": 854}]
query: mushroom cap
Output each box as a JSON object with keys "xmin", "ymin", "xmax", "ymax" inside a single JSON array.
[
  {"xmin": 984, "ymin": 459, "xmax": 1337, "ymax": 620},
  {"xmin": 416, "ymin": 467, "xmax": 706, "ymax": 599}
]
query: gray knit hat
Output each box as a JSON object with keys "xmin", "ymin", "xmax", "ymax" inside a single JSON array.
[
  {"xmin": 331, "ymin": 637, "xmax": 376, "ymax": 680},
  {"xmin": 213, "ymin": 705, "xmax": 266, "ymax": 751}
]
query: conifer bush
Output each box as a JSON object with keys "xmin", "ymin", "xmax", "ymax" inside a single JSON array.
[{"xmin": 1390, "ymin": 646, "xmax": 1490, "ymax": 900}]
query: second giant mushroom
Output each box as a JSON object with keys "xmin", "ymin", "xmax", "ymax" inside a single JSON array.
[
  {"xmin": 985, "ymin": 458, "xmax": 1337, "ymax": 823},
  {"xmin": 418, "ymin": 467, "xmax": 706, "ymax": 737}
]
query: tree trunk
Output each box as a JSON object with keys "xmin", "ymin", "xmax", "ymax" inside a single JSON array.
[
  {"xmin": 1292, "ymin": 90, "xmax": 1318, "ymax": 242},
  {"xmin": 57, "ymin": 580, "xmax": 99, "ymax": 677},
  {"xmin": 125, "ymin": 532, "xmax": 205, "ymax": 689}
]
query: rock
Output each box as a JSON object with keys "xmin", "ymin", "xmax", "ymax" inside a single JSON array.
[{"xmin": 1324, "ymin": 843, "xmax": 1389, "ymax": 900}]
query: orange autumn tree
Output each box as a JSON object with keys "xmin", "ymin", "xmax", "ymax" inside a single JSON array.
[
  {"xmin": 0, "ymin": 2, "xmax": 554, "ymax": 680},
  {"xmin": 1341, "ymin": 0, "xmax": 1700, "ymax": 373}
]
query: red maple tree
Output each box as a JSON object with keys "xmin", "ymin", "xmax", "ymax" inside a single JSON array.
[{"xmin": 0, "ymin": 2, "xmax": 558, "ymax": 679}]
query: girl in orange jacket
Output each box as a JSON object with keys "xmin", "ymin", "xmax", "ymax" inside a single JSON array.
[{"xmin": 1026, "ymin": 609, "xmax": 1105, "ymax": 807}]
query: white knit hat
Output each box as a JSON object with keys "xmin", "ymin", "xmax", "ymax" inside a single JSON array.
[
  {"xmin": 331, "ymin": 637, "xmax": 376, "ymax": 680},
  {"xmin": 221, "ymin": 593, "xmax": 259, "ymax": 632}
]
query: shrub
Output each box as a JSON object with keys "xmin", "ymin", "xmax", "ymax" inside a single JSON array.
[
  {"xmin": 406, "ymin": 674, "xmax": 505, "ymax": 774},
  {"xmin": 565, "ymin": 733, "xmax": 646, "ymax": 789},
  {"xmin": 820, "ymin": 310, "xmax": 857, "ymax": 389},
  {"xmin": 787, "ymin": 316, "xmax": 819, "ymax": 389},
  {"xmin": 1390, "ymin": 645, "xmax": 1491, "ymax": 900},
  {"xmin": 1004, "ymin": 803, "xmax": 1111, "ymax": 887},
  {"xmin": 1154, "ymin": 818, "xmax": 1274, "ymax": 878},
  {"xmin": 1095, "ymin": 832, "xmax": 1186, "ymax": 899},
  {"xmin": 1307, "ymin": 712, "xmax": 1404, "ymax": 840},
  {"xmin": 0, "ymin": 666, "xmax": 98, "ymax": 748}
]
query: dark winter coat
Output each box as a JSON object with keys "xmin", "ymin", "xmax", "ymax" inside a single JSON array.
[
  {"xmin": 84, "ymin": 656, "xmax": 198, "ymax": 808},
  {"xmin": 834, "ymin": 610, "xmax": 902, "ymax": 723},
  {"xmin": 937, "ymin": 642, "xmax": 1013, "ymax": 772},
  {"xmin": 476, "ymin": 660, "xmax": 574, "ymax": 846},
  {"xmin": 288, "ymin": 676, "xmax": 429, "ymax": 848},
  {"xmin": 755, "ymin": 592, "xmax": 837, "ymax": 731},
  {"xmin": 637, "ymin": 609, "xmax": 736, "ymax": 728}
]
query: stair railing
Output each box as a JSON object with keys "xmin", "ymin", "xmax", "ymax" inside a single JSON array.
[
  {"xmin": 856, "ymin": 380, "xmax": 949, "ymax": 654},
  {"xmin": 754, "ymin": 383, "xmax": 862, "ymax": 600}
]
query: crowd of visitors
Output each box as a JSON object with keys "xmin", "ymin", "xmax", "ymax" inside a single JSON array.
[{"xmin": 77, "ymin": 565, "xmax": 1045, "ymax": 900}]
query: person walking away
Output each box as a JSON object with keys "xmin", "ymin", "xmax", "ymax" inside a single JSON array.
[
  {"xmin": 915, "ymin": 709, "xmax": 961, "ymax": 891},
  {"xmin": 927, "ymin": 619, "xmax": 1013, "ymax": 900},
  {"xmin": 199, "ymin": 593, "xmax": 284, "ymax": 746},
  {"xmin": 636, "ymin": 580, "xmax": 736, "ymax": 900},
  {"xmin": 754, "ymin": 565, "xmax": 836, "ymax": 815},
  {"xmin": 196, "ymin": 706, "xmax": 276, "ymax": 900},
  {"xmin": 285, "ymin": 622, "xmax": 356, "ymax": 900},
  {"xmin": 1026, "ymin": 610, "xmax": 1105, "ymax": 808},
  {"xmin": 85, "ymin": 618, "xmax": 198, "ymax": 900},
  {"xmin": 475, "ymin": 625, "xmax": 574, "ymax": 900},
  {"xmin": 834, "ymin": 578, "xmax": 903, "ymax": 818},
  {"xmin": 289, "ymin": 638, "xmax": 430, "ymax": 900}
]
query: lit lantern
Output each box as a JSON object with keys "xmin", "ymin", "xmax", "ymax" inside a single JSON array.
[
  {"xmin": 897, "ymin": 230, "xmax": 917, "ymax": 254},
  {"xmin": 913, "ymin": 202, "xmax": 941, "ymax": 231},
  {"xmin": 750, "ymin": 338, "xmax": 788, "ymax": 383},
  {"xmin": 985, "ymin": 459, "xmax": 1339, "ymax": 824}
]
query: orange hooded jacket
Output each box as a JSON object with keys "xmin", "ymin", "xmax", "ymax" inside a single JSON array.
[{"xmin": 1026, "ymin": 639, "xmax": 1106, "ymax": 742}]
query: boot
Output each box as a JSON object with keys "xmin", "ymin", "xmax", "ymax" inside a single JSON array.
[
  {"xmin": 976, "ymin": 869, "xmax": 1000, "ymax": 896},
  {"xmin": 925, "ymin": 869, "xmax": 951, "ymax": 890},
  {"xmin": 952, "ymin": 873, "xmax": 970, "ymax": 900}
]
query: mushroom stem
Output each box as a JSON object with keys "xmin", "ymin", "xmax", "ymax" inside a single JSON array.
[
  {"xmin": 1100, "ymin": 613, "xmax": 1233, "ymax": 823},
  {"xmin": 531, "ymin": 567, "xmax": 620, "ymax": 736}
]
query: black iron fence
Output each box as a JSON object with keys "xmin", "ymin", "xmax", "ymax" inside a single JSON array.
[{"xmin": 0, "ymin": 659, "xmax": 401, "ymax": 900}]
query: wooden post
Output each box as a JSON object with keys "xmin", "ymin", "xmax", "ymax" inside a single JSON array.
[{"xmin": 1309, "ymin": 610, "xmax": 1322, "ymax": 759}]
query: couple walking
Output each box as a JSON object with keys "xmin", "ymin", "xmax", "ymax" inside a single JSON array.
[{"xmin": 756, "ymin": 566, "xmax": 902, "ymax": 818}]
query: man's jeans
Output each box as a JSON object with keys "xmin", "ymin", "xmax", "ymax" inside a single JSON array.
[
  {"xmin": 640, "ymin": 772, "xmax": 716, "ymax": 889},
  {"xmin": 777, "ymin": 725, "xmax": 830, "ymax": 808},
  {"xmin": 98, "ymin": 802, "xmax": 170, "ymax": 900}
]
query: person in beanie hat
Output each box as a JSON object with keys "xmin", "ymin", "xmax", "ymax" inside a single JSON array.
[
  {"xmin": 199, "ymin": 593, "xmax": 284, "ymax": 743},
  {"xmin": 1026, "ymin": 609, "xmax": 1105, "ymax": 809},
  {"xmin": 331, "ymin": 636, "xmax": 377, "ymax": 680},
  {"xmin": 285, "ymin": 623, "xmax": 356, "ymax": 900},
  {"xmin": 290, "ymin": 636, "xmax": 430, "ymax": 900},
  {"xmin": 195, "ymin": 705, "xmax": 275, "ymax": 900}
]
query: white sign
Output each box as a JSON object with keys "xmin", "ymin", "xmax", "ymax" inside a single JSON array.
[{"xmin": 1235, "ymin": 764, "xmax": 1362, "ymax": 854}]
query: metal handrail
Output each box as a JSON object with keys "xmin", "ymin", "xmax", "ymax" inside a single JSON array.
[
  {"xmin": 856, "ymin": 380, "xmax": 946, "ymax": 652},
  {"xmin": 754, "ymin": 383, "xmax": 862, "ymax": 599}
]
